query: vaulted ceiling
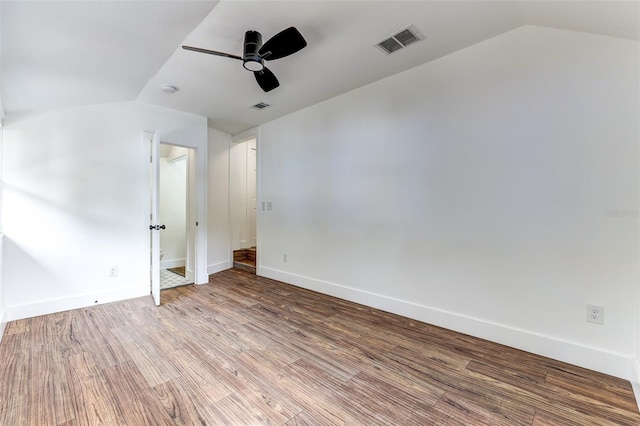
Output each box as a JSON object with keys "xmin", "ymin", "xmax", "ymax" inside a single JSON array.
[{"xmin": 2, "ymin": 1, "xmax": 638, "ymax": 134}]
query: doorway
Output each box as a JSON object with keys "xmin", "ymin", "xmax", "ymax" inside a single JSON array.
[
  {"xmin": 158, "ymin": 143, "xmax": 195, "ymax": 289},
  {"xmin": 146, "ymin": 129, "xmax": 207, "ymax": 306},
  {"xmin": 230, "ymin": 137, "xmax": 257, "ymax": 273}
]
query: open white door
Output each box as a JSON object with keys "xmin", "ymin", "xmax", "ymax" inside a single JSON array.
[{"xmin": 149, "ymin": 131, "xmax": 161, "ymax": 306}]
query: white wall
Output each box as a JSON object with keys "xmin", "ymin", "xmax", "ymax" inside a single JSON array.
[
  {"xmin": 0, "ymin": 135, "xmax": 4, "ymax": 335},
  {"xmin": 0, "ymin": 235, "xmax": 4, "ymax": 340},
  {"xmin": 3, "ymin": 101, "xmax": 208, "ymax": 320},
  {"xmin": 159, "ymin": 150, "xmax": 187, "ymax": 269},
  {"xmin": 0, "ymin": 127, "xmax": 4, "ymax": 334},
  {"xmin": 207, "ymin": 127, "xmax": 232, "ymax": 274},
  {"xmin": 0, "ymin": 1, "xmax": 6, "ymax": 341},
  {"xmin": 258, "ymin": 26, "xmax": 639, "ymax": 380},
  {"xmin": 0, "ymin": 1, "xmax": 4, "ymax": 126}
]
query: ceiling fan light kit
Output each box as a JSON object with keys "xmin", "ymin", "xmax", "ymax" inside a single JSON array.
[
  {"xmin": 242, "ymin": 31, "xmax": 265, "ymax": 72},
  {"xmin": 183, "ymin": 26, "xmax": 307, "ymax": 92}
]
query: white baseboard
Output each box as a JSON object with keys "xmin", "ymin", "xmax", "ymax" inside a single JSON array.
[
  {"xmin": 632, "ymin": 382, "xmax": 640, "ymax": 414},
  {"xmin": 0, "ymin": 308, "xmax": 7, "ymax": 343},
  {"xmin": 207, "ymin": 260, "xmax": 231, "ymax": 277},
  {"xmin": 161, "ymin": 258, "xmax": 185, "ymax": 270},
  {"xmin": 260, "ymin": 266, "xmax": 636, "ymax": 382},
  {"xmin": 633, "ymin": 359, "xmax": 640, "ymax": 412},
  {"xmin": 6, "ymin": 285, "xmax": 150, "ymax": 322}
]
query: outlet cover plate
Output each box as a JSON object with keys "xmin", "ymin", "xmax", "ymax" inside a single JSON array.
[{"xmin": 586, "ymin": 304, "xmax": 604, "ymax": 324}]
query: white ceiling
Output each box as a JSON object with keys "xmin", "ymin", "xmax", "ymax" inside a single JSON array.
[{"xmin": 2, "ymin": 1, "xmax": 638, "ymax": 134}]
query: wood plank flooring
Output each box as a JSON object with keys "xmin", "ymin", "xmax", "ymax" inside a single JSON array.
[
  {"xmin": 167, "ymin": 266, "xmax": 186, "ymax": 277},
  {"xmin": 1, "ymin": 268, "xmax": 638, "ymax": 425},
  {"xmin": 234, "ymin": 248, "xmax": 257, "ymax": 274}
]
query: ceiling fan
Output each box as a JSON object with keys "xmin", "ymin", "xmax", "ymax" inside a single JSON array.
[{"xmin": 182, "ymin": 27, "xmax": 307, "ymax": 92}]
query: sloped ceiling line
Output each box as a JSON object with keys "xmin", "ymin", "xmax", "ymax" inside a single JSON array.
[{"xmin": 1, "ymin": 1, "xmax": 638, "ymax": 134}]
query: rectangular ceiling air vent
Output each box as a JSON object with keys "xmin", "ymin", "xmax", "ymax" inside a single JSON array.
[
  {"xmin": 250, "ymin": 102, "xmax": 271, "ymax": 110},
  {"xmin": 376, "ymin": 25, "xmax": 424, "ymax": 55}
]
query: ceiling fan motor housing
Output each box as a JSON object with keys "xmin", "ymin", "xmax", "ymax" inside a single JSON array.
[
  {"xmin": 182, "ymin": 26, "xmax": 306, "ymax": 92},
  {"xmin": 243, "ymin": 31, "xmax": 264, "ymax": 72}
]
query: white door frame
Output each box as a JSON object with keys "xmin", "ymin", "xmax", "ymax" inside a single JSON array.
[
  {"xmin": 143, "ymin": 131, "xmax": 208, "ymax": 303},
  {"xmin": 231, "ymin": 127, "xmax": 260, "ymax": 274}
]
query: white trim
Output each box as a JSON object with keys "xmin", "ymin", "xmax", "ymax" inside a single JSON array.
[
  {"xmin": 0, "ymin": 308, "xmax": 7, "ymax": 343},
  {"xmin": 260, "ymin": 266, "xmax": 637, "ymax": 381},
  {"xmin": 207, "ymin": 260, "xmax": 231, "ymax": 277},
  {"xmin": 161, "ymin": 258, "xmax": 186, "ymax": 270},
  {"xmin": 632, "ymin": 381, "xmax": 640, "ymax": 414},
  {"xmin": 6, "ymin": 286, "xmax": 150, "ymax": 322},
  {"xmin": 632, "ymin": 358, "xmax": 640, "ymax": 409}
]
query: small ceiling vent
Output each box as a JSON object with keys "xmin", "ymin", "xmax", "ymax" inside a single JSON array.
[
  {"xmin": 250, "ymin": 102, "xmax": 271, "ymax": 110},
  {"xmin": 376, "ymin": 25, "xmax": 424, "ymax": 55}
]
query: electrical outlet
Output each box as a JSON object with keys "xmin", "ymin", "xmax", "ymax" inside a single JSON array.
[
  {"xmin": 283, "ymin": 254, "xmax": 287, "ymax": 263},
  {"xmin": 109, "ymin": 266, "xmax": 118, "ymax": 277},
  {"xmin": 586, "ymin": 304, "xmax": 604, "ymax": 324}
]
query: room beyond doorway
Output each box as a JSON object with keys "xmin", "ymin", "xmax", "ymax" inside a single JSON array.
[
  {"xmin": 158, "ymin": 143, "xmax": 195, "ymax": 289},
  {"xmin": 230, "ymin": 137, "xmax": 257, "ymax": 273},
  {"xmin": 233, "ymin": 247, "xmax": 256, "ymax": 274}
]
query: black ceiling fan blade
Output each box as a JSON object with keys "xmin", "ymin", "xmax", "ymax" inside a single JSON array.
[
  {"xmin": 258, "ymin": 27, "xmax": 307, "ymax": 61},
  {"xmin": 182, "ymin": 45, "xmax": 242, "ymax": 61},
  {"xmin": 254, "ymin": 67, "xmax": 280, "ymax": 92}
]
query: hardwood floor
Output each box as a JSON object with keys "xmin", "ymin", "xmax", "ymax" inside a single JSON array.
[
  {"xmin": 167, "ymin": 266, "xmax": 186, "ymax": 277},
  {"xmin": 234, "ymin": 248, "xmax": 257, "ymax": 273},
  {"xmin": 1, "ymin": 269, "xmax": 638, "ymax": 425}
]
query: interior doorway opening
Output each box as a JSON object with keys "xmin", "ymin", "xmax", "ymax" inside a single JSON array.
[
  {"xmin": 146, "ymin": 129, "xmax": 208, "ymax": 306},
  {"xmin": 230, "ymin": 137, "xmax": 257, "ymax": 273},
  {"xmin": 158, "ymin": 143, "xmax": 195, "ymax": 289}
]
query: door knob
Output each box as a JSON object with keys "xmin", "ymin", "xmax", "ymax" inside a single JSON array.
[{"xmin": 149, "ymin": 225, "xmax": 166, "ymax": 230}]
